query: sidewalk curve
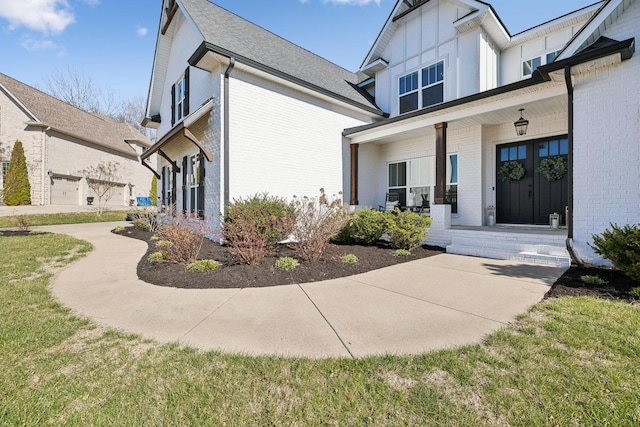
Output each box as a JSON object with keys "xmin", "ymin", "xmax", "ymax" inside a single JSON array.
[{"xmin": 43, "ymin": 222, "xmax": 567, "ymax": 359}]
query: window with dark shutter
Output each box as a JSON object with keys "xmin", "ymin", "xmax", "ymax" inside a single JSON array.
[
  {"xmin": 183, "ymin": 67, "xmax": 190, "ymax": 117},
  {"xmin": 171, "ymin": 84, "xmax": 176, "ymax": 126},
  {"xmin": 182, "ymin": 156, "xmax": 188, "ymax": 213}
]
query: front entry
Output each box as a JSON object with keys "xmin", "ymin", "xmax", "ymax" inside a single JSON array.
[{"xmin": 496, "ymin": 136, "xmax": 569, "ymax": 225}]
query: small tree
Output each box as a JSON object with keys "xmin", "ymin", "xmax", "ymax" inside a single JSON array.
[
  {"xmin": 3, "ymin": 140, "xmax": 31, "ymax": 206},
  {"xmin": 83, "ymin": 161, "xmax": 121, "ymax": 215}
]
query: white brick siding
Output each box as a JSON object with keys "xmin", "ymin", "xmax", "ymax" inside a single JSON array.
[
  {"xmin": 570, "ymin": 0, "xmax": 640, "ymax": 265},
  {"xmin": 228, "ymin": 69, "xmax": 371, "ymax": 202}
]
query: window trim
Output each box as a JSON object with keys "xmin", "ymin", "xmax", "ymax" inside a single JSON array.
[{"xmin": 398, "ymin": 60, "xmax": 445, "ymax": 114}]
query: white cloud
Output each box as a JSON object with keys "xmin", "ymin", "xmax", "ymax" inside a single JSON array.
[
  {"xmin": 77, "ymin": 0, "xmax": 99, "ymax": 5},
  {"xmin": 136, "ymin": 26, "xmax": 148, "ymax": 37},
  {"xmin": 0, "ymin": 0, "xmax": 75, "ymax": 34},
  {"xmin": 19, "ymin": 34, "xmax": 66, "ymax": 56}
]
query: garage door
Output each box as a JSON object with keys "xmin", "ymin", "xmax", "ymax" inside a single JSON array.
[
  {"xmin": 51, "ymin": 177, "xmax": 80, "ymax": 205},
  {"xmin": 104, "ymin": 184, "xmax": 126, "ymax": 207}
]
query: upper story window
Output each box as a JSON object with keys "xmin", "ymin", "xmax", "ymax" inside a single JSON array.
[
  {"xmin": 171, "ymin": 67, "xmax": 190, "ymax": 126},
  {"xmin": 399, "ymin": 60, "xmax": 444, "ymax": 114},
  {"xmin": 522, "ymin": 50, "xmax": 562, "ymax": 77},
  {"xmin": 1, "ymin": 161, "xmax": 9, "ymax": 181}
]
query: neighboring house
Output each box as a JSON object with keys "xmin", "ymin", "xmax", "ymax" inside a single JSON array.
[
  {"xmin": 0, "ymin": 72, "xmax": 154, "ymax": 207},
  {"xmin": 144, "ymin": 0, "xmax": 639, "ymax": 266}
]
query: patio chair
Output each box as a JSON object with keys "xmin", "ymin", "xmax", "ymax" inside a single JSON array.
[
  {"xmin": 417, "ymin": 193, "xmax": 430, "ymax": 215},
  {"xmin": 379, "ymin": 193, "xmax": 400, "ymax": 212}
]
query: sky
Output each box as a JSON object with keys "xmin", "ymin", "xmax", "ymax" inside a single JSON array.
[{"xmin": 0, "ymin": 0, "xmax": 600, "ymax": 108}]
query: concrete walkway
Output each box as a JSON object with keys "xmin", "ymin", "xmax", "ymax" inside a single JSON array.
[{"xmin": 39, "ymin": 222, "xmax": 567, "ymax": 359}]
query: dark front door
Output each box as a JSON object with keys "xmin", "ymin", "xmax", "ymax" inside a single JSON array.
[{"xmin": 496, "ymin": 136, "xmax": 569, "ymax": 225}]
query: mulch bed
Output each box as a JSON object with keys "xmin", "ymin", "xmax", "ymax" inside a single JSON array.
[
  {"xmin": 116, "ymin": 226, "xmax": 445, "ymax": 289},
  {"xmin": 544, "ymin": 264, "xmax": 639, "ymax": 303},
  {"xmin": 5, "ymin": 226, "xmax": 636, "ymax": 303}
]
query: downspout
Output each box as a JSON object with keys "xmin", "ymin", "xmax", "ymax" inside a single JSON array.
[
  {"xmin": 223, "ymin": 58, "xmax": 235, "ymax": 214},
  {"xmin": 40, "ymin": 127, "xmax": 51, "ymax": 206},
  {"xmin": 564, "ymin": 65, "xmax": 584, "ymax": 266}
]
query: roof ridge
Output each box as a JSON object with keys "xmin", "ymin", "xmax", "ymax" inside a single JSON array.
[
  {"xmin": 0, "ymin": 71, "xmax": 102, "ymax": 120},
  {"xmin": 183, "ymin": 0, "xmax": 360, "ymax": 76}
]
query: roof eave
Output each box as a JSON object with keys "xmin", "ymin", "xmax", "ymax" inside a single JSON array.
[
  {"xmin": 24, "ymin": 120, "xmax": 140, "ymax": 158},
  {"xmin": 538, "ymin": 37, "xmax": 635, "ymax": 78},
  {"xmin": 189, "ymin": 41, "xmax": 387, "ymax": 117},
  {"xmin": 343, "ymin": 73, "xmax": 547, "ymax": 137}
]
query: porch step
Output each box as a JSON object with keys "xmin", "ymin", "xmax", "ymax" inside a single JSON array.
[{"xmin": 445, "ymin": 231, "xmax": 571, "ymax": 267}]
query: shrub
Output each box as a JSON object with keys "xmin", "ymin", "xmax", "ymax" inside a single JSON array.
[
  {"xmin": 147, "ymin": 251, "xmax": 166, "ymax": 263},
  {"xmin": 335, "ymin": 208, "xmax": 386, "ymax": 245},
  {"xmin": 150, "ymin": 174, "xmax": 158, "ymax": 202},
  {"xmin": 393, "ymin": 249, "xmax": 412, "ymax": 257},
  {"xmin": 630, "ymin": 287, "xmax": 640, "ymax": 301},
  {"xmin": 113, "ymin": 226, "xmax": 125, "ymax": 233},
  {"xmin": 156, "ymin": 212, "xmax": 213, "ymax": 265},
  {"xmin": 289, "ymin": 189, "xmax": 348, "ymax": 261},
  {"xmin": 3, "ymin": 140, "xmax": 31, "ymax": 206},
  {"xmin": 155, "ymin": 240, "xmax": 173, "ymax": 250},
  {"xmin": 275, "ymin": 257, "xmax": 299, "ymax": 271},
  {"xmin": 129, "ymin": 209, "xmax": 159, "ymax": 232},
  {"xmin": 580, "ymin": 275, "xmax": 607, "ymax": 285},
  {"xmin": 341, "ymin": 254, "xmax": 358, "ymax": 264},
  {"xmin": 384, "ymin": 210, "xmax": 432, "ymax": 250},
  {"xmin": 223, "ymin": 193, "xmax": 295, "ymax": 265},
  {"xmin": 186, "ymin": 259, "xmax": 220, "ymax": 273},
  {"xmin": 590, "ymin": 223, "xmax": 640, "ymax": 282},
  {"xmin": 14, "ymin": 214, "xmax": 31, "ymax": 231}
]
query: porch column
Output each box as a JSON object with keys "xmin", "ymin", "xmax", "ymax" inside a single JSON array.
[
  {"xmin": 434, "ymin": 122, "xmax": 447, "ymax": 205},
  {"xmin": 350, "ymin": 143, "xmax": 359, "ymax": 206}
]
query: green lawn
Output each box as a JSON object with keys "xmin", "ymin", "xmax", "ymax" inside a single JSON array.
[
  {"xmin": 1, "ymin": 233, "xmax": 639, "ymax": 425},
  {"xmin": 0, "ymin": 211, "xmax": 128, "ymax": 228}
]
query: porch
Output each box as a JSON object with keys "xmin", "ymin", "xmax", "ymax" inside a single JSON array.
[{"xmin": 427, "ymin": 221, "xmax": 570, "ymax": 267}]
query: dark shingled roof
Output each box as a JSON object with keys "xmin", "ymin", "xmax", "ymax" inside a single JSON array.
[
  {"xmin": 180, "ymin": 0, "xmax": 383, "ymax": 115},
  {"xmin": 0, "ymin": 72, "xmax": 151, "ymax": 157}
]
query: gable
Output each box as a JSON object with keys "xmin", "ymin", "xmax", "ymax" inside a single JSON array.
[
  {"xmin": 361, "ymin": 0, "xmax": 505, "ymax": 73},
  {"xmin": 558, "ymin": 0, "xmax": 637, "ymax": 60}
]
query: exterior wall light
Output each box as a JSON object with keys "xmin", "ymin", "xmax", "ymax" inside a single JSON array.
[{"xmin": 514, "ymin": 108, "xmax": 529, "ymax": 136}]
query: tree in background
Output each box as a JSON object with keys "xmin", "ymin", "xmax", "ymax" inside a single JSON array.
[
  {"xmin": 39, "ymin": 68, "xmax": 156, "ymax": 141},
  {"xmin": 3, "ymin": 140, "xmax": 31, "ymax": 206},
  {"xmin": 83, "ymin": 161, "xmax": 121, "ymax": 215},
  {"xmin": 150, "ymin": 174, "xmax": 158, "ymax": 203}
]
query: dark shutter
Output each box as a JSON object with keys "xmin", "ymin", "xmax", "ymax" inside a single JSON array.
[
  {"xmin": 182, "ymin": 156, "xmax": 188, "ymax": 213},
  {"xmin": 183, "ymin": 67, "xmax": 190, "ymax": 116},
  {"xmin": 197, "ymin": 153, "xmax": 205, "ymax": 219},
  {"xmin": 161, "ymin": 167, "xmax": 166, "ymax": 206},
  {"xmin": 171, "ymin": 167, "xmax": 177, "ymax": 205},
  {"xmin": 171, "ymin": 84, "xmax": 176, "ymax": 126}
]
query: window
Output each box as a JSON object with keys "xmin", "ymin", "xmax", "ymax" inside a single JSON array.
[
  {"xmin": 171, "ymin": 67, "xmax": 189, "ymax": 126},
  {"xmin": 447, "ymin": 154, "xmax": 458, "ymax": 214},
  {"xmin": 1, "ymin": 161, "xmax": 9, "ymax": 181},
  {"xmin": 399, "ymin": 60, "xmax": 444, "ymax": 114},
  {"xmin": 399, "ymin": 72, "xmax": 419, "ymax": 114},
  {"xmin": 388, "ymin": 157, "xmax": 434, "ymax": 206},
  {"xmin": 183, "ymin": 154, "xmax": 204, "ymax": 218},
  {"xmin": 176, "ymin": 76, "xmax": 186, "ymax": 120},
  {"xmin": 546, "ymin": 50, "xmax": 561, "ymax": 64},
  {"xmin": 523, "ymin": 50, "xmax": 562, "ymax": 77},
  {"xmin": 421, "ymin": 61, "xmax": 444, "ymax": 108},
  {"xmin": 522, "ymin": 57, "xmax": 541, "ymax": 77},
  {"xmin": 538, "ymin": 138, "xmax": 568, "ymax": 158}
]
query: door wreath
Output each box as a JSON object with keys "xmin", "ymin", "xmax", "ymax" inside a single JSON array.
[
  {"xmin": 498, "ymin": 161, "xmax": 526, "ymax": 182},
  {"xmin": 537, "ymin": 156, "xmax": 567, "ymax": 181}
]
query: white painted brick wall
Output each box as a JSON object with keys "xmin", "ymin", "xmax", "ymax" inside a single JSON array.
[
  {"xmin": 227, "ymin": 70, "xmax": 372, "ymax": 204},
  {"xmin": 571, "ymin": 0, "xmax": 640, "ymax": 265}
]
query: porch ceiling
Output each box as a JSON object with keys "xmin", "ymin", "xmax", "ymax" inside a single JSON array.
[{"xmin": 347, "ymin": 82, "xmax": 567, "ymax": 145}]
